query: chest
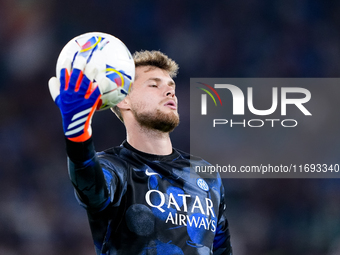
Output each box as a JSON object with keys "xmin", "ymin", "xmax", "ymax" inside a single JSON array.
[{"xmin": 125, "ymin": 163, "xmax": 221, "ymax": 235}]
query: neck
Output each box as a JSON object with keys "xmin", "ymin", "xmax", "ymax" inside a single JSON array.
[{"xmin": 126, "ymin": 123, "xmax": 173, "ymax": 155}]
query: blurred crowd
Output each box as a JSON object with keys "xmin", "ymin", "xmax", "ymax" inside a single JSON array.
[{"xmin": 1, "ymin": 0, "xmax": 340, "ymax": 254}]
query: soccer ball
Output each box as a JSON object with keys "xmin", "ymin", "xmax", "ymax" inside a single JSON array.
[{"xmin": 56, "ymin": 32, "xmax": 135, "ymax": 111}]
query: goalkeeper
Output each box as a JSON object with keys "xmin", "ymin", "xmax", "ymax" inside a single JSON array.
[{"xmin": 49, "ymin": 50, "xmax": 232, "ymax": 255}]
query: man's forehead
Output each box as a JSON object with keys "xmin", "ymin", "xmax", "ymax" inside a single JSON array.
[
  {"xmin": 136, "ymin": 65, "xmax": 158, "ymax": 73},
  {"xmin": 135, "ymin": 66, "xmax": 174, "ymax": 83}
]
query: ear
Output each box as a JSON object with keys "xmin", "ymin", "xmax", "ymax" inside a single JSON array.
[{"xmin": 117, "ymin": 95, "xmax": 130, "ymax": 110}]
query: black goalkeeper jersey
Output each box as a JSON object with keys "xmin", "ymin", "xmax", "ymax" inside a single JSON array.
[{"xmin": 66, "ymin": 138, "xmax": 232, "ymax": 255}]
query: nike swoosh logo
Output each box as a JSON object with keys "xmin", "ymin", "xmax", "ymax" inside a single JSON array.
[{"xmin": 145, "ymin": 169, "xmax": 159, "ymax": 176}]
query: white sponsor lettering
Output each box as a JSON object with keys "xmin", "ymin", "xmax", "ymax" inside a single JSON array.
[{"xmin": 146, "ymin": 190, "xmax": 217, "ymax": 232}]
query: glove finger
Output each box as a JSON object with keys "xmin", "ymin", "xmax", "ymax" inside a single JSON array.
[
  {"xmin": 68, "ymin": 69, "xmax": 82, "ymax": 92},
  {"xmin": 69, "ymin": 57, "xmax": 86, "ymax": 91},
  {"xmin": 48, "ymin": 77, "xmax": 60, "ymax": 101},
  {"xmin": 101, "ymin": 89, "xmax": 125, "ymax": 107},
  {"xmin": 78, "ymin": 74, "xmax": 91, "ymax": 95},
  {"xmin": 84, "ymin": 62, "xmax": 98, "ymax": 81},
  {"xmin": 97, "ymin": 77, "xmax": 117, "ymax": 95},
  {"xmin": 60, "ymin": 68, "xmax": 69, "ymax": 91},
  {"xmin": 88, "ymin": 84, "xmax": 101, "ymax": 100},
  {"xmin": 115, "ymin": 88, "xmax": 127, "ymax": 104},
  {"xmin": 72, "ymin": 56, "xmax": 87, "ymax": 71},
  {"xmin": 97, "ymin": 90, "xmax": 118, "ymax": 110},
  {"xmin": 59, "ymin": 58, "xmax": 71, "ymax": 90},
  {"xmin": 78, "ymin": 62, "xmax": 98, "ymax": 95}
]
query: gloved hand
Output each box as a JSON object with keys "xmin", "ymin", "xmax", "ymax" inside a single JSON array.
[{"xmin": 48, "ymin": 57, "xmax": 102, "ymax": 142}]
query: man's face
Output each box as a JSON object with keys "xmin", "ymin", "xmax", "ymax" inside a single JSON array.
[{"xmin": 126, "ymin": 66, "xmax": 179, "ymax": 132}]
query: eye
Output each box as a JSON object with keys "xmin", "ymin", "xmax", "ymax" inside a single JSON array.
[{"xmin": 149, "ymin": 84, "xmax": 158, "ymax": 88}]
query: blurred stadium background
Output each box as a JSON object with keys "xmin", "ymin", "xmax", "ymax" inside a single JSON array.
[{"xmin": 1, "ymin": 0, "xmax": 340, "ymax": 254}]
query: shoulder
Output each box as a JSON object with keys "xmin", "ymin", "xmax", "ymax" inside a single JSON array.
[
  {"xmin": 97, "ymin": 145, "xmax": 126, "ymax": 164},
  {"xmin": 93, "ymin": 145, "xmax": 133, "ymax": 180},
  {"xmin": 96, "ymin": 144, "xmax": 148, "ymax": 172}
]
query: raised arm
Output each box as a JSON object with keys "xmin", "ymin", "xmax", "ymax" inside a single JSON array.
[{"xmin": 48, "ymin": 57, "xmax": 116, "ymax": 211}]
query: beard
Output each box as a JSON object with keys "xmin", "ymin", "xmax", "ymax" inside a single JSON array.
[{"xmin": 131, "ymin": 108, "xmax": 180, "ymax": 133}]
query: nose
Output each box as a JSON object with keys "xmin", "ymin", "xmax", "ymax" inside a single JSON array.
[{"xmin": 165, "ymin": 86, "xmax": 175, "ymax": 98}]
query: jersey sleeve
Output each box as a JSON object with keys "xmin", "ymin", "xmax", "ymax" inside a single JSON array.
[
  {"xmin": 66, "ymin": 137, "xmax": 117, "ymax": 212},
  {"xmin": 213, "ymin": 182, "xmax": 233, "ymax": 255}
]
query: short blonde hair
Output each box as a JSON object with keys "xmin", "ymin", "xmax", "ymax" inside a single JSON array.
[
  {"xmin": 133, "ymin": 50, "xmax": 179, "ymax": 78},
  {"xmin": 111, "ymin": 50, "xmax": 179, "ymax": 122}
]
